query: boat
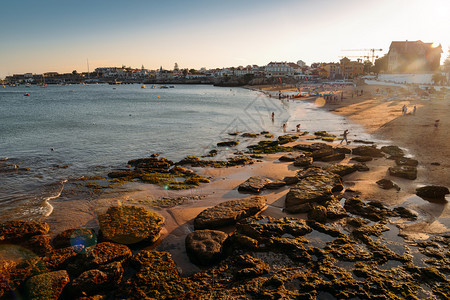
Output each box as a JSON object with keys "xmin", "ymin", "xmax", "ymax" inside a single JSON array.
[
  {"xmin": 24, "ymin": 93, "xmax": 30, "ymax": 96},
  {"xmin": 141, "ymin": 84, "xmax": 146, "ymax": 89},
  {"xmin": 169, "ymin": 85, "xmax": 175, "ymax": 88},
  {"xmin": 160, "ymin": 85, "xmax": 169, "ymax": 89}
]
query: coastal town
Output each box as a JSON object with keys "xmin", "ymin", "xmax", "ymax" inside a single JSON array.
[{"xmin": 2, "ymin": 41, "xmax": 448, "ymax": 86}]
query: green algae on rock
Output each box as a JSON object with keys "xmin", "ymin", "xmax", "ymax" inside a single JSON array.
[{"xmin": 98, "ymin": 206, "xmax": 164, "ymax": 245}]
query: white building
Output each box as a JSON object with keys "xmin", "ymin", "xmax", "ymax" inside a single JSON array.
[
  {"xmin": 297, "ymin": 60, "xmax": 306, "ymax": 68},
  {"xmin": 264, "ymin": 62, "xmax": 295, "ymax": 77}
]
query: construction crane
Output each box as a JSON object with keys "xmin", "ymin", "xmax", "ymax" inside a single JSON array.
[{"xmin": 341, "ymin": 48, "xmax": 383, "ymax": 64}]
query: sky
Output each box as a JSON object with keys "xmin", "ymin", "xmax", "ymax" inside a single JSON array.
[{"xmin": 0, "ymin": 0, "xmax": 449, "ymax": 78}]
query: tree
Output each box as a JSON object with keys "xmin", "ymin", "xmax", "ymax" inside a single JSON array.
[
  {"xmin": 363, "ymin": 60, "xmax": 373, "ymax": 74},
  {"xmin": 189, "ymin": 69, "xmax": 197, "ymax": 74},
  {"xmin": 372, "ymin": 54, "xmax": 388, "ymax": 73},
  {"xmin": 182, "ymin": 69, "xmax": 188, "ymax": 76},
  {"xmin": 72, "ymin": 70, "xmax": 78, "ymax": 75}
]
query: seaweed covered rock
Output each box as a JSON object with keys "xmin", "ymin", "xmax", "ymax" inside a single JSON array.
[
  {"xmin": 293, "ymin": 142, "xmax": 332, "ymax": 152},
  {"xmin": 293, "ymin": 156, "xmax": 313, "ymax": 167},
  {"xmin": 416, "ymin": 185, "xmax": 449, "ymax": 200},
  {"xmin": 327, "ymin": 164, "xmax": 357, "ymax": 177},
  {"xmin": 285, "ymin": 170, "xmax": 343, "ymax": 213},
  {"xmin": 352, "ymin": 145, "xmax": 384, "ymax": 158},
  {"xmin": 185, "ymin": 230, "xmax": 228, "ymax": 265},
  {"xmin": 277, "ymin": 135, "xmax": 298, "ymax": 145},
  {"xmin": 25, "ymin": 270, "xmax": 70, "ymax": 300},
  {"xmin": 395, "ymin": 157, "xmax": 419, "ymax": 167},
  {"xmin": 66, "ymin": 242, "xmax": 131, "ymax": 276},
  {"xmin": 388, "ymin": 165, "xmax": 417, "ymax": 180},
  {"xmin": 376, "ymin": 179, "xmax": 400, "ymax": 191},
  {"xmin": 265, "ymin": 180, "xmax": 286, "ymax": 189},
  {"xmin": 116, "ymin": 250, "xmax": 195, "ymax": 300},
  {"xmin": 381, "ymin": 145, "xmax": 405, "ymax": 157},
  {"xmin": 278, "ymin": 153, "xmax": 298, "ymax": 162},
  {"xmin": 351, "ymin": 156, "xmax": 373, "ymax": 162},
  {"xmin": 315, "ymin": 152, "xmax": 345, "ymax": 162},
  {"xmin": 194, "ymin": 196, "xmax": 267, "ymax": 230},
  {"xmin": 308, "ymin": 205, "xmax": 327, "ymax": 223},
  {"xmin": 311, "ymin": 148, "xmax": 335, "ymax": 160},
  {"xmin": 217, "ymin": 140, "xmax": 239, "ymax": 147},
  {"xmin": 98, "ymin": 206, "xmax": 164, "ymax": 245},
  {"xmin": 238, "ymin": 176, "xmax": 270, "ymax": 193},
  {"xmin": 66, "ymin": 261, "xmax": 123, "ymax": 297},
  {"xmin": 0, "ymin": 220, "xmax": 49, "ymax": 243}
]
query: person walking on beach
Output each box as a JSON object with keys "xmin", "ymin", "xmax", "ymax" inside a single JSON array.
[
  {"xmin": 282, "ymin": 123, "xmax": 287, "ymax": 133},
  {"xmin": 296, "ymin": 124, "xmax": 301, "ymax": 132},
  {"xmin": 413, "ymin": 105, "xmax": 416, "ymax": 115},
  {"xmin": 271, "ymin": 112, "xmax": 275, "ymax": 122},
  {"xmin": 340, "ymin": 129, "xmax": 349, "ymax": 145},
  {"xmin": 434, "ymin": 120, "xmax": 440, "ymax": 129}
]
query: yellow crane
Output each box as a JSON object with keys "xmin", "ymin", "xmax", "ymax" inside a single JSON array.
[{"xmin": 341, "ymin": 48, "xmax": 383, "ymax": 63}]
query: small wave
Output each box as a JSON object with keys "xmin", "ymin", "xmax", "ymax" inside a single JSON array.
[{"xmin": 41, "ymin": 179, "xmax": 67, "ymax": 217}]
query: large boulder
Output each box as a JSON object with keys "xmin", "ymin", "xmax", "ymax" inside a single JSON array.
[
  {"xmin": 194, "ymin": 196, "xmax": 267, "ymax": 230},
  {"xmin": 381, "ymin": 145, "xmax": 405, "ymax": 157},
  {"xmin": 388, "ymin": 166, "xmax": 417, "ymax": 180},
  {"xmin": 238, "ymin": 176, "xmax": 270, "ymax": 193},
  {"xmin": 311, "ymin": 148, "xmax": 335, "ymax": 160},
  {"xmin": 185, "ymin": 230, "xmax": 228, "ymax": 265},
  {"xmin": 352, "ymin": 146, "xmax": 384, "ymax": 158},
  {"xmin": 25, "ymin": 270, "xmax": 70, "ymax": 300},
  {"xmin": 0, "ymin": 221, "xmax": 49, "ymax": 243},
  {"xmin": 98, "ymin": 206, "xmax": 164, "ymax": 245},
  {"xmin": 285, "ymin": 173, "xmax": 343, "ymax": 213},
  {"xmin": 416, "ymin": 186, "xmax": 449, "ymax": 200}
]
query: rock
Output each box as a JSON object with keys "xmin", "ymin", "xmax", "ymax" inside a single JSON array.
[
  {"xmin": 238, "ymin": 176, "xmax": 270, "ymax": 193},
  {"xmin": 227, "ymin": 156, "xmax": 254, "ymax": 167},
  {"xmin": 352, "ymin": 146, "xmax": 384, "ymax": 157},
  {"xmin": 23, "ymin": 235, "xmax": 53, "ymax": 257},
  {"xmin": 25, "ymin": 270, "xmax": 69, "ymax": 300},
  {"xmin": 388, "ymin": 165, "xmax": 417, "ymax": 180},
  {"xmin": 43, "ymin": 247, "xmax": 78, "ymax": 271},
  {"xmin": 0, "ymin": 221, "xmax": 49, "ymax": 243},
  {"xmin": 351, "ymin": 156, "xmax": 373, "ymax": 162},
  {"xmin": 116, "ymin": 250, "xmax": 192, "ymax": 300},
  {"xmin": 416, "ymin": 186, "xmax": 449, "ymax": 200},
  {"xmin": 293, "ymin": 156, "xmax": 313, "ymax": 167},
  {"xmin": 311, "ymin": 148, "xmax": 335, "ymax": 159},
  {"xmin": 285, "ymin": 173, "xmax": 343, "ymax": 213},
  {"xmin": 278, "ymin": 135, "xmax": 298, "ymax": 145},
  {"xmin": 217, "ymin": 141, "xmax": 239, "ymax": 147},
  {"xmin": 278, "ymin": 154, "xmax": 297, "ymax": 162},
  {"xmin": 393, "ymin": 207, "xmax": 417, "ymax": 220},
  {"xmin": 194, "ymin": 196, "xmax": 267, "ymax": 230},
  {"xmin": 67, "ymin": 242, "xmax": 131, "ymax": 276},
  {"xmin": 326, "ymin": 200, "xmax": 347, "ymax": 219},
  {"xmin": 315, "ymin": 152, "xmax": 346, "ymax": 162},
  {"xmin": 67, "ymin": 262, "xmax": 123, "ymax": 297},
  {"xmin": 353, "ymin": 139, "xmax": 375, "ymax": 144},
  {"xmin": 381, "ymin": 145, "xmax": 405, "ymax": 157},
  {"xmin": 376, "ymin": 179, "xmax": 400, "ymax": 191},
  {"xmin": 283, "ymin": 176, "xmax": 299, "ymax": 185},
  {"xmin": 344, "ymin": 198, "xmax": 392, "ymax": 222},
  {"xmin": 354, "ymin": 162, "xmax": 370, "ymax": 172},
  {"xmin": 327, "ymin": 164, "xmax": 357, "ymax": 176},
  {"xmin": 293, "ymin": 143, "xmax": 332, "ymax": 152},
  {"xmin": 232, "ymin": 254, "xmax": 269, "ymax": 279},
  {"xmin": 107, "ymin": 170, "xmax": 139, "ymax": 179},
  {"xmin": 185, "ymin": 230, "xmax": 228, "ymax": 265},
  {"xmin": 296, "ymin": 166, "xmax": 334, "ymax": 178},
  {"xmin": 242, "ymin": 133, "xmax": 259, "ymax": 138},
  {"xmin": 98, "ymin": 206, "xmax": 164, "ymax": 245},
  {"xmin": 52, "ymin": 228, "xmax": 97, "ymax": 249},
  {"xmin": 308, "ymin": 205, "xmax": 327, "ymax": 223},
  {"xmin": 334, "ymin": 147, "xmax": 352, "ymax": 154},
  {"xmin": 265, "ymin": 180, "xmax": 286, "ymax": 189},
  {"xmin": 395, "ymin": 157, "xmax": 419, "ymax": 167}
]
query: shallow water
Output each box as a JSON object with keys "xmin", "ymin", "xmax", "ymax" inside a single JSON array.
[{"xmin": 0, "ymin": 84, "xmax": 379, "ymax": 220}]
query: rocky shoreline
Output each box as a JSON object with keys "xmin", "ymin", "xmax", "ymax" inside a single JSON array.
[{"xmin": 1, "ymin": 129, "xmax": 449, "ymax": 299}]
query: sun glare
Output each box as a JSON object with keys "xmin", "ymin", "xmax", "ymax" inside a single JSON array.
[{"xmin": 431, "ymin": 42, "xmax": 440, "ymax": 48}]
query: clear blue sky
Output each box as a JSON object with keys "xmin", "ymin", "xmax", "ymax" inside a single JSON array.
[{"xmin": 0, "ymin": 0, "xmax": 448, "ymax": 78}]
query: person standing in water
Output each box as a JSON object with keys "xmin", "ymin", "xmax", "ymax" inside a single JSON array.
[{"xmin": 282, "ymin": 123, "xmax": 287, "ymax": 133}]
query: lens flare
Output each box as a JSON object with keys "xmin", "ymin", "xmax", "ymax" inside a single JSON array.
[
  {"xmin": 315, "ymin": 97, "xmax": 326, "ymax": 107},
  {"xmin": 431, "ymin": 42, "xmax": 440, "ymax": 48}
]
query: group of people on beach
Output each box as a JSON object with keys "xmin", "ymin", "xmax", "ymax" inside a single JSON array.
[{"xmin": 402, "ymin": 105, "xmax": 417, "ymax": 116}]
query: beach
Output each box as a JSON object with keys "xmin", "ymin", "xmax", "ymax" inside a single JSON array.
[{"xmin": 1, "ymin": 83, "xmax": 449, "ymax": 298}]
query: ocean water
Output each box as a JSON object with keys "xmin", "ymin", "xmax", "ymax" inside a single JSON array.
[{"xmin": 0, "ymin": 84, "xmax": 374, "ymax": 220}]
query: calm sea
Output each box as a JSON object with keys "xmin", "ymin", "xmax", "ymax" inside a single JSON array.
[{"xmin": 0, "ymin": 84, "xmax": 374, "ymax": 220}]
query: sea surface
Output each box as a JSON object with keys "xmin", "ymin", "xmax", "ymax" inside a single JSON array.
[{"xmin": 0, "ymin": 84, "xmax": 374, "ymax": 220}]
